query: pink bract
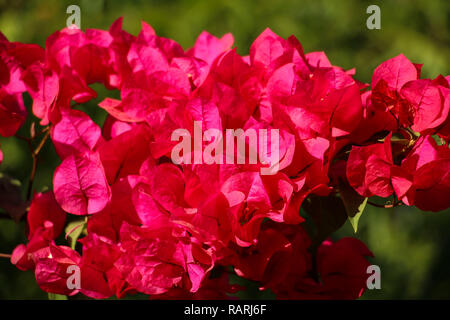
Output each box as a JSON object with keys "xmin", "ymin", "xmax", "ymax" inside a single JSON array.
[{"xmin": 1, "ymin": 18, "xmax": 448, "ymax": 300}]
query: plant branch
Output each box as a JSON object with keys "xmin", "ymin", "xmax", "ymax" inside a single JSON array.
[
  {"xmin": 26, "ymin": 129, "xmax": 50, "ymax": 201},
  {"xmin": 367, "ymin": 200, "xmax": 403, "ymax": 209},
  {"xmin": 0, "ymin": 253, "xmax": 11, "ymax": 259}
]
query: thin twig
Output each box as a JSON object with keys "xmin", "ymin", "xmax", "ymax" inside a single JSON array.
[
  {"xmin": 367, "ymin": 200, "xmax": 403, "ymax": 209},
  {"xmin": 26, "ymin": 129, "xmax": 50, "ymax": 201},
  {"xmin": 38, "ymin": 126, "xmax": 50, "ymax": 135},
  {"xmin": 0, "ymin": 253, "xmax": 11, "ymax": 259},
  {"xmin": 34, "ymin": 129, "xmax": 50, "ymax": 156}
]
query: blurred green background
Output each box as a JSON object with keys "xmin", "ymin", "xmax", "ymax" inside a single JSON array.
[{"xmin": 0, "ymin": 0, "xmax": 449, "ymax": 299}]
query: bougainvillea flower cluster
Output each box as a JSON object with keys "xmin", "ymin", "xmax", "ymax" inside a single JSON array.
[{"xmin": 1, "ymin": 18, "xmax": 449, "ymax": 299}]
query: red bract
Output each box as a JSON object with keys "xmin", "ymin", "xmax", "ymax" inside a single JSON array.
[
  {"xmin": 27, "ymin": 191, "xmax": 66, "ymax": 240},
  {"xmin": 98, "ymin": 124, "xmax": 152, "ymax": 184},
  {"xmin": 33, "ymin": 244, "xmax": 81, "ymax": 296},
  {"xmin": 346, "ymin": 134, "xmax": 394, "ymax": 198},
  {"xmin": 348, "ymin": 91, "xmax": 397, "ymax": 144},
  {"xmin": 269, "ymin": 63, "xmax": 363, "ymax": 138},
  {"xmin": 0, "ymin": 90, "xmax": 27, "ymax": 137},
  {"xmin": 78, "ymin": 233, "xmax": 122, "ymax": 298},
  {"xmin": 3, "ymin": 18, "xmax": 449, "ymax": 300},
  {"xmin": 51, "ymin": 109, "xmax": 102, "ymax": 159},
  {"xmin": 11, "ymin": 225, "xmax": 54, "ymax": 271},
  {"xmin": 391, "ymin": 135, "xmax": 450, "ymax": 212},
  {"xmin": 22, "ymin": 64, "xmax": 59, "ymax": 125},
  {"xmin": 53, "ymin": 151, "xmax": 111, "ymax": 215},
  {"xmin": 312, "ymin": 238, "xmax": 373, "ymax": 299},
  {"xmin": 233, "ymin": 222, "xmax": 373, "ymax": 299},
  {"xmin": 400, "ymin": 77, "xmax": 450, "ymax": 134},
  {"xmin": 0, "ymin": 33, "xmax": 43, "ymax": 136},
  {"xmin": 372, "ymin": 54, "xmax": 419, "ymax": 93},
  {"xmin": 151, "ymin": 271, "xmax": 243, "ymax": 300},
  {"xmin": 87, "ymin": 175, "xmax": 141, "ymax": 242},
  {"xmin": 187, "ymin": 31, "xmax": 234, "ymax": 66},
  {"xmin": 266, "ymin": 235, "xmax": 373, "ymax": 300},
  {"xmin": 233, "ymin": 224, "xmax": 296, "ymax": 284},
  {"xmin": 114, "ymin": 223, "xmax": 213, "ymax": 295},
  {"xmin": 371, "ymin": 54, "xmax": 420, "ymax": 127}
]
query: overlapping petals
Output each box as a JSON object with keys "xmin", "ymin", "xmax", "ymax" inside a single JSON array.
[{"xmin": 4, "ymin": 18, "xmax": 448, "ymax": 300}]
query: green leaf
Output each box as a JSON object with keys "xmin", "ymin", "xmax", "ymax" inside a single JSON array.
[
  {"xmin": 348, "ymin": 197, "xmax": 368, "ymax": 233},
  {"xmin": 48, "ymin": 293, "xmax": 68, "ymax": 300},
  {"xmin": 65, "ymin": 219, "xmax": 87, "ymax": 249},
  {"xmin": 338, "ymin": 178, "xmax": 368, "ymax": 233}
]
